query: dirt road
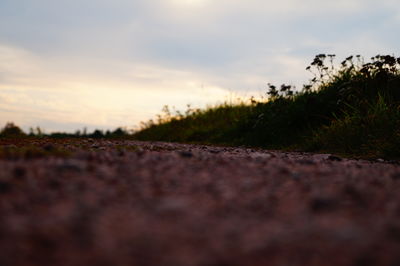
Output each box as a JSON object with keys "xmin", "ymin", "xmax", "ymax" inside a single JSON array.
[{"xmin": 1, "ymin": 139, "xmax": 400, "ymax": 266}]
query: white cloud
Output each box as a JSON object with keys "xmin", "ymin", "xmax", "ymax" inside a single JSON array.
[{"xmin": 0, "ymin": 43, "xmax": 237, "ymax": 132}]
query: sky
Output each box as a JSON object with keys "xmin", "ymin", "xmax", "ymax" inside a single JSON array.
[{"xmin": 1, "ymin": 0, "xmax": 400, "ymax": 132}]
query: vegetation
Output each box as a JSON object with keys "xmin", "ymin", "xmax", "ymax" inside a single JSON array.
[
  {"xmin": 134, "ymin": 54, "xmax": 400, "ymax": 159},
  {"xmin": 0, "ymin": 123, "xmax": 131, "ymax": 139},
  {"xmin": 0, "ymin": 122, "xmax": 27, "ymax": 138},
  {"xmin": 2, "ymin": 54, "xmax": 400, "ymax": 159}
]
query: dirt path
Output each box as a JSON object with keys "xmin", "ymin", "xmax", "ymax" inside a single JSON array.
[{"xmin": 1, "ymin": 139, "xmax": 400, "ymax": 266}]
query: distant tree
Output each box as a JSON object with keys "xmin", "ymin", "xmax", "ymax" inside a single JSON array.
[
  {"xmin": 0, "ymin": 122, "xmax": 26, "ymax": 137},
  {"xmin": 111, "ymin": 128, "xmax": 128, "ymax": 138},
  {"xmin": 35, "ymin": 126, "xmax": 44, "ymax": 137},
  {"xmin": 29, "ymin": 127, "xmax": 35, "ymax": 137},
  {"xmin": 91, "ymin": 129, "xmax": 104, "ymax": 138},
  {"xmin": 74, "ymin": 130, "xmax": 81, "ymax": 137}
]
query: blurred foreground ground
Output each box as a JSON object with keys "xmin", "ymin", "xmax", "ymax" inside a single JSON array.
[{"xmin": 1, "ymin": 139, "xmax": 400, "ymax": 266}]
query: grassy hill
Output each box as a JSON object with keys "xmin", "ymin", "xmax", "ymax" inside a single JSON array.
[{"xmin": 133, "ymin": 54, "xmax": 400, "ymax": 159}]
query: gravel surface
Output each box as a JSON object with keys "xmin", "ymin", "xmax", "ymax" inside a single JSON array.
[{"xmin": 1, "ymin": 139, "xmax": 400, "ymax": 266}]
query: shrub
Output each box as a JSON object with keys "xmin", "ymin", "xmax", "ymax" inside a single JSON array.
[
  {"xmin": 0, "ymin": 122, "xmax": 26, "ymax": 138},
  {"xmin": 133, "ymin": 54, "xmax": 400, "ymax": 158}
]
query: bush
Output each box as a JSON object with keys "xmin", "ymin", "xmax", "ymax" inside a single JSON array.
[
  {"xmin": 307, "ymin": 93, "xmax": 400, "ymax": 157},
  {"xmin": 133, "ymin": 54, "xmax": 400, "ymax": 159},
  {"xmin": 0, "ymin": 122, "xmax": 26, "ymax": 138}
]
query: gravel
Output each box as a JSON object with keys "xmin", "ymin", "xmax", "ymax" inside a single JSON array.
[{"xmin": 0, "ymin": 139, "xmax": 400, "ymax": 266}]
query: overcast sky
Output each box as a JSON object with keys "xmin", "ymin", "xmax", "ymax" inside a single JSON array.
[{"xmin": 1, "ymin": 0, "xmax": 399, "ymax": 132}]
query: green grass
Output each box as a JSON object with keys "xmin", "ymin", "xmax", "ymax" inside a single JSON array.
[
  {"xmin": 134, "ymin": 103, "xmax": 257, "ymax": 145},
  {"xmin": 134, "ymin": 54, "xmax": 400, "ymax": 159},
  {"xmin": 306, "ymin": 93, "xmax": 400, "ymax": 158}
]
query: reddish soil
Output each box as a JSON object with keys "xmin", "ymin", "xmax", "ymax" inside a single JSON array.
[{"xmin": 1, "ymin": 139, "xmax": 400, "ymax": 266}]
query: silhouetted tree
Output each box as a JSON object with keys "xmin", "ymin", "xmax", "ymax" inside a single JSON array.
[
  {"xmin": 0, "ymin": 122, "xmax": 26, "ymax": 137},
  {"xmin": 91, "ymin": 129, "xmax": 104, "ymax": 138}
]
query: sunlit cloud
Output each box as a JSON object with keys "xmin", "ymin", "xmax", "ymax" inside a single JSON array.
[{"xmin": 0, "ymin": 44, "xmax": 234, "ymax": 132}]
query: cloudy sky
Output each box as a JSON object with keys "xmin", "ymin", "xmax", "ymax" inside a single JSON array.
[{"xmin": 1, "ymin": 0, "xmax": 399, "ymax": 132}]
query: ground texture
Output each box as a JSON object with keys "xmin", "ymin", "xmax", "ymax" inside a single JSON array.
[{"xmin": 1, "ymin": 139, "xmax": 400, "ymax": 266}]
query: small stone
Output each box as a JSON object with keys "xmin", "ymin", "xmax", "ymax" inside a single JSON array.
[
  {"xmin": 391, "ymin": 173, "xmax": 400, "ymax": 180},
  {"xmin": 0, "ymin": 181, "xmax": 12, "ymax": 194},
  {"xmin": 327, "ymin": 155, "xmax": 342, "ymax": 161},
  {"xmin": 13, "ymin": 166, "xmax": 26, "ymax": 179},
  {"xmin": 310, "ymin": 197, "xmax": 338, "ymax": 213},
  {"xmin": 297, "ymin": 159, "xmax": 315, "ymax": 165},
  {"xmin": 56, "ymin": 160, "xmax": 84, "ymax": 172},
  {"xmin": 135, "ymin": 148, "xmax": 145, "ymax": 156},
  {"xmin": 156, "ymin": 197, "xmax": 188, "ymax": 215},
  {"xmin": 179, "ymin": 151, "xmax": 193, "ymax": 158},
  {"xmin": 43, "ymin": 144, "xmax": 56, "ymax": 151},
  {"xmin": 386, "ymin": 224, "xmax": 400, "ymax": 241},
  {"xmin": 250, "ymin": 152, "xmax": 272, "ymax": 160},
  {"xmin": 48, "ymin": 179, "xmax": 61, "ymax": 190},
  {"xmin": 291, "ymin": 172, "xmax": 302, "ymax": 180}
]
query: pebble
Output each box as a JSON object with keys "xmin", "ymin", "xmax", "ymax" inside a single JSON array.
[
  {"xmin": 391, "ymin": 173, "xmax": 400, "ymax": 180},
  {"xmin": 0, "ymin": 181, "xmax": 12, "ymax": 194},
  {"xmin": 13, "ymin": 166, "xmax": 26, "ymax": 179},
  {"xmin": 179, "ymin": 151, "xmax": 193, "ymax": 158},
  {"xmin": 327, "ymin": 155, "xmax": 343, "ymax": 161},
  {"xmin": 310, "ymin": 197, "xmax": 338, "ymax": 213}
]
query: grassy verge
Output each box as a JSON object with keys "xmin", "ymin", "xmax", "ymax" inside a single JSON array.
[{"xmin": 134, "ymin": 54, "xmax": 400, "ymax": 159}]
